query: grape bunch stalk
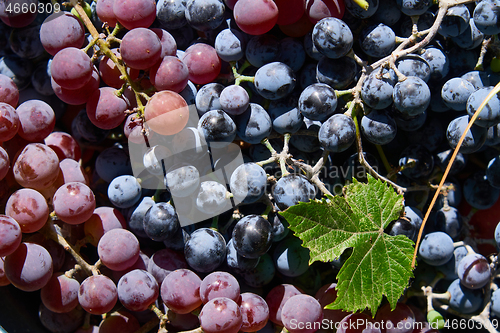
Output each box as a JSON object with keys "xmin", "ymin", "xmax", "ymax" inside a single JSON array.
[{"xmin": 2, "ymin": 0, "xmax": 500, "ymax": 332}]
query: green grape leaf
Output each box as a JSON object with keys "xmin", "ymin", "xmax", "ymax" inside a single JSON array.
[{"xmin": 280, "ymin": 175, "xmax": 414, "ymax": 316}]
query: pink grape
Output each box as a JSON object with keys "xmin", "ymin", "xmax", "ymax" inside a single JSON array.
[
  {"xmin": 98, "ymin": 48, "xmax": 140, "ymax": 89},
  {"xmin": 281, "ymin": 294, "xmax": 323, "ymax": 333},
  {"xmin": 233, "ymin": 0, "xmax": 279, "ymax": 35},
  {"xmin": 13, "ymin": 143, "xmax": 60, "ymax": 190},
  {"xmin": 97, "ymin": 228, "xmax": 140, "ymax": 271},
  {"xmin": 53, "ymin": 182, "xmax": 96, "ymax": 225},
  {"xmin": 51, "ymin": 67, "xmax": 100, "ymax": 106},
  {"xmin": 240, "ymin": 292, "xmax": 269, "ymax": 332},
  {"xmin": 0, "ymin": 102, "xmax": 19, "ymax": 141},
  {"xmin": 113, "ymin": 0, "xmax": 156, "ymax": 30},
  {"xmin": 44, "ymin": 132, "xmax": 82, "ymax": 161},
  {"xmin": 84, "ymin": 206, "xmax": 127, "ymax": 247},
  {"xmin": 200, "ymin": 271, "xmax": 240, "ymax": 304},
  {"xmin": 150, "ymin": 56, "xmax": 189, "ymax": 92},
  {"xmin": 182, "ymin": 43, "xmax": 221, "ymax": 84},
  {"xmin": 40, "ymin": 12, "xmax": 85, "ymax": 56},
  {"xmin": 151, "ymin": 28, "xmax": 177, "ymax": 57},
  {"xmin": 117, "ymin": 269, "xmax": 159, "ymax": 312},
  {"xmin": 0, "ymin": 146, "xmax": 9, "ymax": 180},
  {"xmin": 59, "ymin": 158, "xmax": 88, "ymax": 184},
  {"xmin": 266, "ymin": 284, "xmax": 303, "ymax": 325},
  {"xmin": 41, "ymin": 273, "xmax": 80, "ymax": 313},
  {"xmin": 86, "ymin": 87, "xmax": 128, "ymax": 130},
  {"xmin": 96, "ymin": 0, "xmax": 117, "ymax": 27},
  {"xmin": 0, "ymin": 74, "xmax": 19, "ymax": 107},
  {"xmin": 144, "ymin": 90, "xmax": 189, "ymax": 135},
  {"xmin": 78, "ymin": 275, "xmax": 118, "ymax": 315},
  {"xmin": 16, "ymin": 99, "xmax": 56, "ymax": 141},
  {"xmin": 199, "ymin": 297, "xmax": 243, "ymax": 333},
  {"xmin": 123, "ymin": 114, "xmax": 146, "ymax": 144},
  {"xmin": 120, "ymin": 28, "xmax": 162, "ymax": 70},
  {"xmin": 112, "ymin": 251, "xmax": 150, "ymax": 282},
  {"xmin": 4, "ymin": 242, "xmax": 53, "ymax": 292},
  {"xmin": 161, "ymin": 269, "xmax": 202, "ymax": 314},
  {"xmin": 0, "ymin": 214, "xmax": 22, "ymax": 257},
  {"xmin": 51, "ymin": 47, "xmax": 93, "ymax": 90},
  {"xmin": 28, "ymin": 233, "xmax": 66, "ymax": 272},
  {"xmin": 6, "ymin": 188, "xmax": 49, "ymax": 233},
  {"xmin": 147, "ymin": 248, "xmax": 188, "ymax": 284}
]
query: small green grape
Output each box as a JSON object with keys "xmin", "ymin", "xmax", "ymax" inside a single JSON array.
[
  {"xmin": 491, "ymin": 57, "xmax": 500, "ymax": 73},
  {"xmin": 427, "ymin": 309, "xmax": 445, "ymax": 329}
]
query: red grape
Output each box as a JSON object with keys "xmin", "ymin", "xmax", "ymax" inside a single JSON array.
[
  {"xmin": 200, "ymin": 271, "xmax": 240, "ymax": 304},
  {"xmin": 59, "ymin": 158, "xmax": 87, "ymax": 184},
  {"xmin": 117, "ymin": 269, "xmax": 159, "ymax": 312},
  {"xmin": 0, "ymin": 102, "xmax": 19, "ymax": 141},
  {"xmin": 86, "ymin": 87, "xmax": 128, "ymax": 130},
  {"xmin": 96, "ymin": 0, "xmax": 117, "ymax": 27},
  {"xmin": 123, "ymin": 114, "xmax": 146, "ymax": 144},
  {"xmin": 199, "ymin": 297, "xmax": 243, "ymax": 333},
  {"xmin": 40, "ymin": 273, "xmax": 80, "ymax": 313},
  {"xmin": 240, "ymin": 292, "xmax": 269, "ymax": 332},
  {"xmin": 44, "ymin": 132, "xmax": 82, "ymax": 161},
  {"xmin": 13, "ymin": 143, "xmax": 60, "ymax": 190},
  {"xmin": 144, "ymin": 90, "xmax": 189, "ymax": 135},
  {"xmin": 183, "ymin": 43, "xmax": 221, "ymax": 84},
  {"xmin": 150, "ymin": 56, "xmax": 189, "ymax": 92},
  {"xmin": 78, "ymin": 275, "xmax": 118, "ymax": 315},
  {"xmin": 161, "ymin": 268, "xmax": 202, "ymax": 314},
  {"xmin": 113, "ymin": 0, "xmax": 156, "ymax": 30},
  {"xmin": 151, "ymin": 28, "xmax": 177, "ymax": 57},
  {"xmin": 120, "ymin": 28, "xmax": 162, "ymax": 70},
  {"xmin": 4, "ymin": 242, "xmax": 53, "ymax": 292},
  {"xmin": 281, "ymin": 294, "xmax": 323, "ymax": 333},
  {"xmin": 53, "ymin": 182, "xmax": 96, "ymax": 225},
  {"xmin": 84, "ymin": 206, "xmax": 127, "ymax": 247},
  {"xmin": 147, "ymin": 248, "xmax": 189, "ymax": 284},
  {"xmin": 16, "ymin": 99, "xmax": 56, "ymax": 141},
  {"xmin": 51, "ymin": 67, "xmax": 100, "ymax": 106},
  {"xmin": 98, "ymin": 48, "xmax": 140, "ymax": 89},
  {"xmin": 266, "ymin": 284, "xmax": 303, "ymax": 325},
  {"xmin": 6, "ymin": 188, "xmax": 49, "ymax": 233},
  {"xmin": 40, "ymin": 12, "xmax": 85, "ymax": 56},
  {"xmin": 0, "ymin": 145, "xmax": 9, "ymax": 180},
  {"xmin": 0, "ymin": 74, "xmax": 19, "ymax": 107},
  {"xmin": 233, "ymin": 0, "xmax": 279, "ymax": 35},
  {"xmin": 51, "ymin": 47, "xmax": 93, "ymax": 90},
  {"xmin": 0, "ymin": 214, "xmax": 22, "ymax": 257},
  {"xmin": 97, "ymin": 228, "xmax": 140, "ymax": 271}
]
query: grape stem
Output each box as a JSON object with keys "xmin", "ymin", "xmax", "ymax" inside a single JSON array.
[
  {"xmin": 40, "ymin": 219, "xmax": 95, "ymax": 276},
  {"xmin": 70, "ymin": 0, "xmax": 149, "ymax": 117},
  {"xmin": 352, "ymin": 106, "xmax": 406, "ymax": 194}
]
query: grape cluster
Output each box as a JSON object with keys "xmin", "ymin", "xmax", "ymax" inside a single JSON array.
[{"xmin": 2, "ymin": 0, "xmax": 500, "ymax": 332}]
